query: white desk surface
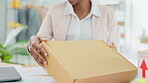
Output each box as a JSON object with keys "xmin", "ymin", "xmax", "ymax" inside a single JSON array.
[{"xmin": 0, "ymin": 63, "xmax": 56, "ymax": 83}]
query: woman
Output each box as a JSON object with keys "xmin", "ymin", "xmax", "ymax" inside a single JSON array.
[{"xmin": 28, "ymin": 0, "xmax": 117, "ymax": 67}]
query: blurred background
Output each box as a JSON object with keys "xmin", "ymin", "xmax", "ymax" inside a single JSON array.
[{"xmin": 0, "ymin": 0, "xmax": 148, "ymax": 66}]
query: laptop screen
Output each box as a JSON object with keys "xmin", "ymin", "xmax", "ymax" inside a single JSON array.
[{"xmin": 0, "ymin": 67, "xmax": 22, "ymax": 82}]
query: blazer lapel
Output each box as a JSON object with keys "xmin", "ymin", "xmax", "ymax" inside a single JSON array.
[
  {"xmin": 55, "ymin": 15, "xmax": 71, "ymax": 41},
  {"xmin": 92, "ymin": 15, "xmax": 104, "ymax": 40}
]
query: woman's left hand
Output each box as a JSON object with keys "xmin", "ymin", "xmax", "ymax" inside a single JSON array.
[{"xmin": 110, "ymin": 43, "xmax": 117, "ymax": 50}]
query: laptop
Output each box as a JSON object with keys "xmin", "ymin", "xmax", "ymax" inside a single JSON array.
[{"xmin": 0, "ymin": 67, "xmax": 22, "ymax": 82}]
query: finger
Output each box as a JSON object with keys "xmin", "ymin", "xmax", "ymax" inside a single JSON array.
[
  {"xmin": 32, "ymin": 48, "xmax": 47, "ymax": 64},
  {"xmin": 30, "ymin": 51, "xmax": 44, "ymax": 66},
  {"xmin": 34, "ymin": 56, "xmax": 44, "ymax": 67},
  {"xmin": 110, "ymin": 45, "xmax": 117, "ymax": 50},
  {"xmin": 31, "ymin": 47, "xmax": 47, "ymax": 64},
  {"xmin": 33, "ymin": 43, "xmax": 48, "ymax": 57}
]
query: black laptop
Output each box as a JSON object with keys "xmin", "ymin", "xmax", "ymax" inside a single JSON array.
[{"xmin": 0, "ymin": 67, "xmax": 22, "ymax": 82}]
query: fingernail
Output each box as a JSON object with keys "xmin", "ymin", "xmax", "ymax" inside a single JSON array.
[
  {"xmin": 43, "ymin": 61, "xmax": 47, "ymax": 65},
  {"xmin": 45, "ymin": 53, "xmax": 48, "ymax": 56}
]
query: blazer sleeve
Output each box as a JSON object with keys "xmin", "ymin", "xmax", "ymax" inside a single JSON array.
[
  {"xmin": 37, "ymin": 6, "xmax": 53, "ymax": 40},
  {"xmin": 107, "ymin": 9, "xmax": 117, "ymax": 45}
]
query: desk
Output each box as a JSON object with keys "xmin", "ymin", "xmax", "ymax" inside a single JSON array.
[
  {"xmin": 0, "ymin": 63, "xmax": 30, "ymax": 67},
  {"xmin": 0, "ymin": 63, "xmax": 55, "ymax": 83}
]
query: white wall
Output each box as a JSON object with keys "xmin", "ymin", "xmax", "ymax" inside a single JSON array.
[
  {"xmin": 124, "ymin": 0, "xmax": 132, "ymax": 52},
  {"xmin": 131, "ymin": 0, "xmax": 148, "ymax": 52}
]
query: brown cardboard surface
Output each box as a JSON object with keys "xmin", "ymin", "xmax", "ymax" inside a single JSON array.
[
  {"xmin": 140, "ymin": 38, "xmax": 148, "ymax": 44},
  {"xmin": 42, "ymin": 40, "xmax": 137, "ymax": 83}
]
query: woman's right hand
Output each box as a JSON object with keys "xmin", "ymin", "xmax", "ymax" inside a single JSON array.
[{"xmin": 28, "ymin": 35, "xmax": 49, "ymax": 67}]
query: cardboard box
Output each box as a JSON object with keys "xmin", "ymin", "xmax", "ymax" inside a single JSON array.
[
  {"xmin": 138, "ymin": 50, "xmax": 148, "ymax": 79},
  {"xmin": 140, "ymin": 38, "xmax": 148, "ymax": 44},
  {"xmin": 42, "ymin": 40, "xmax": 137, "ymax": 83}
]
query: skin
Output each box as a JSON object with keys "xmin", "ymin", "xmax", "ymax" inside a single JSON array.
[
  {"xmin": 28, "ymin": 0, "xmax": 116, "ymax": 67},
  {"xmin": 68, "ymin": 0, "xmax": 91, "ymax": 20},
  {"xmin": 28, "ymin": 36, "xmax": 49, "ymax": 67}
]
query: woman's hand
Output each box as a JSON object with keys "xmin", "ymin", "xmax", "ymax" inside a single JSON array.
[
  {"xmin": 28, "ymin": 35, "xmax": 49, "ymax": 67},
  {"xmin": 110, "ymin": 43, "xmax": 117, "ymax": 50}
]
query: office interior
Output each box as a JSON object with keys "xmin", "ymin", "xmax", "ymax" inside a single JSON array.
[{"xmin": 0, "ymin": 0, "xmax": 148, "ymax": 81}]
